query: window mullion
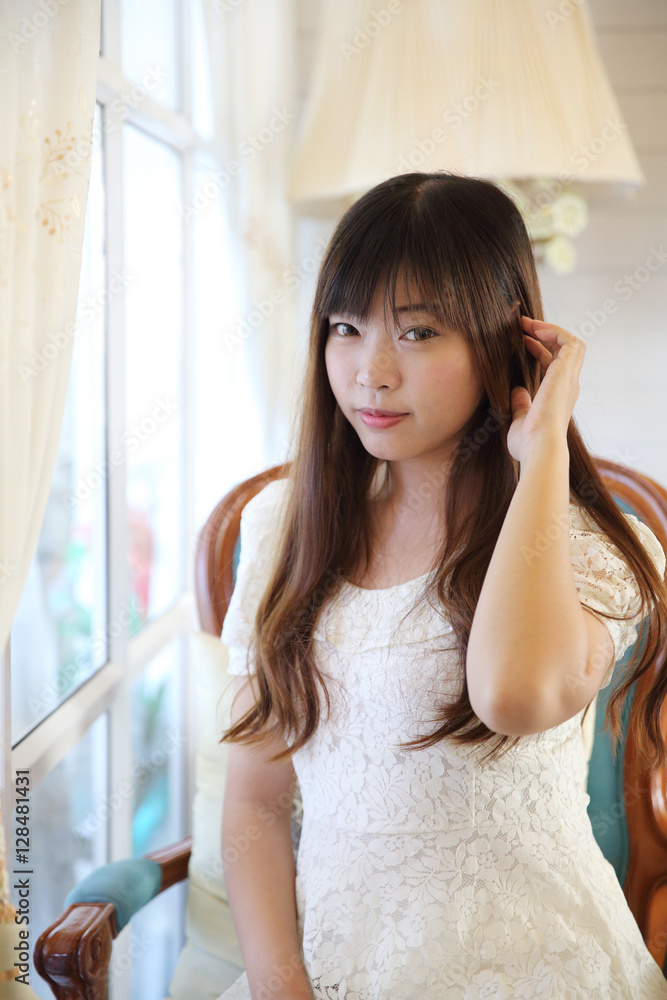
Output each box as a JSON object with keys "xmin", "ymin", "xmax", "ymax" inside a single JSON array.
[
  {"xmin": 104, "ymin": 75, "xmax": 135, "ymax": 1000},
  {"xmin": 104, "ymin": 103, "xmax": 132, "ymax": 864},
  {"xmin": 181, "ymin": 0, "xmax": 196, "ymax": 849}
]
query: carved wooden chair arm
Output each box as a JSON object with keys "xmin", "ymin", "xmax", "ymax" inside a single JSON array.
[{"xmin": 34, "ymin": 836, "xmax": 192, "ymax": 1000}]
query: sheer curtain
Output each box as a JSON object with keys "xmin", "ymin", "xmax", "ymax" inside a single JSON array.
[
  {"xmin": 199, "ymin": 0, "xmax": 301, "ymax": 468},
  {"xmin": 0, "ymin": 0, "xmax": 101, "ymax": 987}
]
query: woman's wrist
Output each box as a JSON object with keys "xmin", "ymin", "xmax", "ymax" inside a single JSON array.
[{"xmin": 517, "ymin": 429, "xmax": 569, "ymax": 473}]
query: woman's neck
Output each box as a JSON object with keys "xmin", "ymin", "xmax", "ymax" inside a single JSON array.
[{"xmin": 370, "ymin": 460, "xmax": 447, "ymax": 528}]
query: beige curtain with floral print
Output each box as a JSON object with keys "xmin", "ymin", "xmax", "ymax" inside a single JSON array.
[{"xmin": 0, "ymin": 0, "xmax": 101, "ymax": 989}]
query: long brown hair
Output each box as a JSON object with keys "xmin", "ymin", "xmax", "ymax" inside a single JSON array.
[{"xmin": 220, "ymin": 171, "xmax": 667, "ymax": 771}]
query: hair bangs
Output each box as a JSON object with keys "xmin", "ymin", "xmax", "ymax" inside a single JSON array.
[{"xmin": 316, "ymin": 205, "xmax": 469, "ymax": 339}]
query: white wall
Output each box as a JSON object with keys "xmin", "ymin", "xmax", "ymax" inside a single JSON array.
[
  {"xmin": 291, "ymin": 0, "xmax": 667, "ymax": 488},
  {"xmin": 540, "ymin": 0, "xmax": 667, "ymax": 485}
]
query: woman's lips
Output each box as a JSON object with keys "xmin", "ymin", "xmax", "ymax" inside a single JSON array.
[{"xmin": 359, "ymin": 410, "xmax": 409, "ymax": 428}]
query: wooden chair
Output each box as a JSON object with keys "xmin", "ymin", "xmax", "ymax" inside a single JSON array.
[
  {"xmin": 590, "ymin": 459, "xmax": 667, "ymax": 965},
  {"xmin": 33, "ymin": 458, "xmax": 667, "ymax": 997}
]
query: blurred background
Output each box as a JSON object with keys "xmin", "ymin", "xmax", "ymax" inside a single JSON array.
[{"xmin": 5, "ymin": 0, "xmax": 666, "ymax": 996}]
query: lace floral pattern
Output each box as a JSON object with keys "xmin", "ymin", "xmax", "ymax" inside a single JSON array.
[{"xmin": 218, "ymin": 479, "xmax": 667, "ymax": 999}]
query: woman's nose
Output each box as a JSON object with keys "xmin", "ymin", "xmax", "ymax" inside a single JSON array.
[{"xmin": 356, "ymin": 343, "xmax": 399, "ymax": 389}]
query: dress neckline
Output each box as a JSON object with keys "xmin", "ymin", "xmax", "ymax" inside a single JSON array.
[{"xmin": 342, "ymin": 569, "xmax": 432, "ymax": 594}]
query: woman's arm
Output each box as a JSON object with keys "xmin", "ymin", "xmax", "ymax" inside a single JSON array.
[
  {"xmin": 222, "ymin": 675, "xmax": 313, "ymax": 999},
  {"xmin": 466, "ymin": 433, "xmax": 614, "ymax": 736}
]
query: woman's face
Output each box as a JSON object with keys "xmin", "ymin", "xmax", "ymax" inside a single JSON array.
[{"xmin": 324, "ymin": 273, "xmax": 486, "ymax": 484}]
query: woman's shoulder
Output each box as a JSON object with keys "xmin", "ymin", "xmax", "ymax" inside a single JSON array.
[
  {"xmin": 226, "ymin": 475, "xmax": 292, "ymax": 612},
  {"xmin": 568, "ymin": 498, "xmax": 666, "ymax": 577}
]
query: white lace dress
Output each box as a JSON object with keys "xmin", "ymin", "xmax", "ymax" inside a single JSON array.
[{"xmin": 217, "ymin": 478, "xmax": 667, "ymax": 1000}]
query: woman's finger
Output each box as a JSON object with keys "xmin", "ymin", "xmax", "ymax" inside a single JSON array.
[
  {"xmin": 520, "ymin": 316, "xmax": 560, "ymax": 353},
  {"xmin": 523, "ymin": 333, "xmax": 552, "ymax": 373},
  {"xmin": 520, "ymin": 317, "xmax": 560, "ymax": 340},
  {"xmin": 520, "ymin": 314, "xmax": 582, "ymax": 362}
]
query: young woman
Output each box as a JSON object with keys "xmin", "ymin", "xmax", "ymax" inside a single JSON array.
[{"xmin": 215, "ymin": 172, "xmax": 667, "ymax": 999}]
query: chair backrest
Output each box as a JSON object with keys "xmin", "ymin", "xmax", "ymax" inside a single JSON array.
[
  {"xmin": 195, "ymin": 462, "xmax": 289, "ymax": 636},
  {"xmin": 195, "ymin": 457, "xmax": 667, "ymax": 965},
  {"xmin": 591, "ymin": 458, "xmax": 667, "ymax": 968}
]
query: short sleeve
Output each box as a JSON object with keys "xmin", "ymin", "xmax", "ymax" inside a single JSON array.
[
  {"xmin": 220, "ymin": 478, "xmax": 291, "ymax": 676},
  {"xmin": 570, "ymin": 504, "xmax": 666, "ymax": 690}
]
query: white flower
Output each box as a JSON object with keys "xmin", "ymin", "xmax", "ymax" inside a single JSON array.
[
  {"xmin": 500, "ymin": 179, "xmax": 589, "ymax": 274},
  {"xmin": 550, "ymin": 192, "xmax": 588, "ymax": 237},
  {"xmin": 525, "ymin": 205, "xmax": 555, "ymax": 241},
  {"xmin": 544, "ymin": 234, "xmax": 576, "ymax": 274}
]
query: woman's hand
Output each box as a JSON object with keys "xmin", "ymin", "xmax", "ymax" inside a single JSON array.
[{"xmin": 506, "ymin": 316, "xmax": 586, "ymax": 465}]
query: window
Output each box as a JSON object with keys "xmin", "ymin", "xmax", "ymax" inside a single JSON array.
[
  {"xmin": 6, "ymin": 2, "xmax": 248, "ymax": 997},
  {"xmin": 123, "ymin": 123, "xmax": 185, "ymax": 630}
]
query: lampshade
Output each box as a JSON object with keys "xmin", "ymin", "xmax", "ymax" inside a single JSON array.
[{"xmin": 287, "ymin": 0, "xmax": 644, "ymax": 213}]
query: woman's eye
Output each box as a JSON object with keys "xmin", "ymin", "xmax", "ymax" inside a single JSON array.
[
  {"xmin": 403, "ymin": 327, "xmax": 439, "ymax": 342},
  {"xmin": 329, "ymin": 322, "xmax": 357, "ymax": 336},
  {"xmin": 327, "ymin": 322, "xmax": 439, "ymax": 342}
]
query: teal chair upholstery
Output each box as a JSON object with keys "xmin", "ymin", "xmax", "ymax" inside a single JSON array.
[
  {"xmin": 63, "ymin": 858, "xmax": 163, "ymax": 934},
  {"xmin": 586, "ymin": 497, "xmax": 646, "ymax": 889}
]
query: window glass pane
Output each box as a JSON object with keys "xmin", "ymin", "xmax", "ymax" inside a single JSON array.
[
  {"xmin": 131, "ymin": 638, "xmax": 185, "ymax": 856},
  {"xmin": 121, "ymin": 0, "xmax": 181, "ymax": 112},
  {"xmin": 12, "ymin": 713, "xmax": 108, "ymax": 999},
  {"xmin": 123, "ymin": 124, "xmax": 184, "ymax": 633},
  {"xmin": 11, "ymin": 103, "xmax": 107, "ymax": 744},
  {"xmin": 130, "ymin": 637, "xmax": 186, "ymax": 999}
]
